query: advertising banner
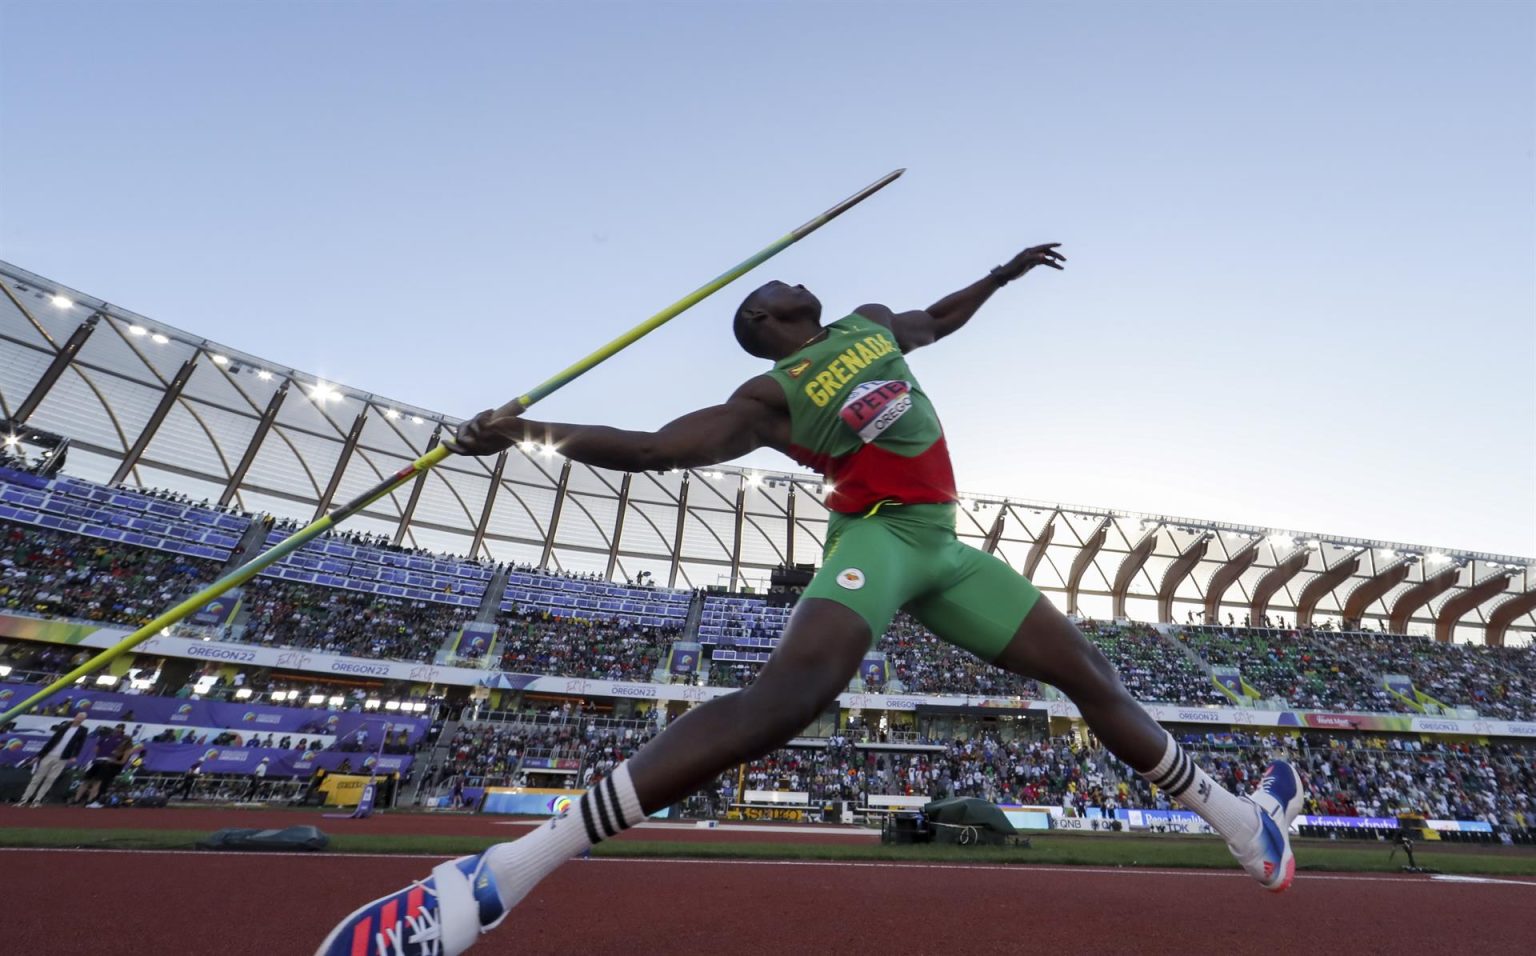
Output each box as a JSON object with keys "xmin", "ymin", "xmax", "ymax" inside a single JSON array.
[
  {"xmin": 858, "ymin": 655, "xmax": 889, "ymax": 689},
  {"xmin": 0, "ymin": 682, "xmax": 429, "ymax": 745},
  {"xmin": 480, "ymin": 787, "xmax": 583, "ymax": 816},
  {"xmin": 319, "ymin": 773, "xmax": 375, "ymax": 807},
  {"xmin": 130, "ymin": 741, "xmax": 412, "ymax": 778},
  {"xmin": 190, "ymin": 589, "xmax": 242, "ymax": 628},
  {"xmin": 3, "ymin": 612, "xmax": 1534, "ymax": 740},
  {"xmin": 1210, "ymin": 667, "xmax": 1245, "ymax": 702},
  {"xmin": 666, "ymin": 642, "xmax": 701, "ymax": 679}
]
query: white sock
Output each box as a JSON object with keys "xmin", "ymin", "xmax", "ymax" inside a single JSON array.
[
  {"xmin": 1139, "ymin": 732, "xmax": 1259, "ymax": 844},
  {"xmin": 481, "ymin": 761, "xmax": 644, "ymax": 912}
]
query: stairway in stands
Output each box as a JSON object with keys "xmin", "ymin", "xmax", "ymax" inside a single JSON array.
[{"xmin": 414, "ymin": 717, "xmax": 461, "ymax": 805}]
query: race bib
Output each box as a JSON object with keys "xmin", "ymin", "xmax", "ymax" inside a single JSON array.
[{"xmin": 838, "ymin": 380, "xmax": 913, "ymax": 443}]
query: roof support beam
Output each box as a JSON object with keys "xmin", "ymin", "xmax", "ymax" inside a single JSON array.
[
  {"xmin": 1434, "ymin": 571, "xmax": 1515, "ymax": 644},
  {"xmin": 728, "ymin": 483, "xmax": 748, "ymax": 590},
  {"xmin": 538, "ymin": 460, "xmax": 574, "ymax": 569},
  {"xmin": 667, "ymin": 474, "xmax": 690, "ymax": 588},
  {"xmin": 982, "ymin": 510, "xmax": 1007, "ymax": 555},
  {"xmin": 219, "ymin": 381, "xmax": 288, "ymax": 507},
  {"xmin": 391, "ymin": 427, "xmax": 441, "ymax": 546},
  {"xmin": 1250, "ymin": 548, "xmax": 1310, "ymax": 624},
  {"xmin": 110, "ymin": 356, "xmax": 197, "ymax": 486},
  {"xmin": 1388, "ymin": 565, "xmax": 1459, "ymax": 634},
  {"xmin": 1022, "ymin": 513, "xmax": 1055, "ymax": 581},
  {"xmin": 785, "ymin": 485, "xmax": 797, "ymax": 568},
  {"xmin": 1203, "ymin": 540, "xmax": 1259, "ymax": 624},
  {"xmin": 12, "ymin": 311, "xmax": 100, "ymax": 425},
  {"xmin": 312, "ymin": 408, "xmax": 369, "ymax": 520},
  {"xmin": 1157, "ymin": 534, "xmax": 1209, "ymax": 623},
  {"xmin": 1484, "ymin": 588, "xmax": 1536, "ymax": 648},
  {"xmin": 1111, "ymin": 529, "xmax": 1160, "ymax": 619},
  {"xmin": 1340, "ymin": 559, "xmax": 1412, "ymax": 629},
  {"xmin": 468, "ymin": 450, "xmax": 508, "ymax": 559},
  {"xmin": 604, "ymin": 473, "xmax": 632, "ymax": 582},
  {"xmin": 1065, "ymin": 518, "xmax": 1111, "ymax": 615},
  {"xmin": 1296, "ymin": 552, "xmax": 1361, "ymax": 627}
]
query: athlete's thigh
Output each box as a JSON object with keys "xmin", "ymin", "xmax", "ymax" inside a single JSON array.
[
  {"xmin": 905, "ymin": 543, "xmax": 1042, "ymax": 663},
  {"xmin": 800, "ymin": 517, "xmax": 927, "ymax": 646},
  {"xmin": 991, "ymin": 594, "xmax": 1124, "ymax": 701}
]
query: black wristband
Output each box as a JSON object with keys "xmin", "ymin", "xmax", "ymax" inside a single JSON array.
[{"xmin": 989, "ymin": 265, "xmax": 1013, "ymax": 287}]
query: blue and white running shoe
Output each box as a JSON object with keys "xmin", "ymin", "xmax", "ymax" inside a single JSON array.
[
  {"xmin": 315, "ymin": 851, "xmax": 507, "ymax": 956},
  {"xmin": 1231, "ymin": 760, "xmax": 1305, "ymax": 892}
]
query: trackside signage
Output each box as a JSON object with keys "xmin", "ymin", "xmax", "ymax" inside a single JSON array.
[{"xmin": 2, "ymin": 613, "xmax": 1533, "ymax": 738}]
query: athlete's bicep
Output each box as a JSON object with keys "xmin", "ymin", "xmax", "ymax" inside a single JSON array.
[
  {"xmin": 642, "ymin": 379, "xmax": 784, "ymax": 470},
  {"xmin": 854, "ymin": 303, "xmax": 936, "ymax": 352}
]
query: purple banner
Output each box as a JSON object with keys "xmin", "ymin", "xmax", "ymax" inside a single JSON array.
[
  {"xmin": 859, "ymin": 656, "xmax": 888, "ymax": 688},
  {"xmin": 191, "ymin": 589, "xmax": 243, "ymax": 627},
  {"xmin": 134, "ymin": 742, "xmax": 413, "ymax": 778},
  {"xmin": 668, "ymin": 642, "xmax": 701, "ymax": 678},
  {"xmin": 0, "ymin": 732, "xmax": 51, "ymax": 767},
  {"xmin": 0, "ymin": 682, "xmax": 429, "ymax": 745}
]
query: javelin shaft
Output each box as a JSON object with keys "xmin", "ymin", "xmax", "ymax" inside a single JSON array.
[{"xmin": 0, "ymin": 168, "xmax": 905, "ymax": 724}]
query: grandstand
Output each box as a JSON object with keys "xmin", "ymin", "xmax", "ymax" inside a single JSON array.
[
  {"xmin": 2, "ymin": 260, "xmax": 1531, "ymax": 646},
  {"xmin": 2, "ymin": 259, "xmax": 1536, "ymax": 841}
]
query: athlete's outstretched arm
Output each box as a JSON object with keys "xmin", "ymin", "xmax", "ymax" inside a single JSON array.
[
  {"xmin": 450, "ymin": 376, "xmax": 788, "ymax": 472},
  {"xmin": 860, "ymin": 242, "xmax": 1065, "ymax": 351}
]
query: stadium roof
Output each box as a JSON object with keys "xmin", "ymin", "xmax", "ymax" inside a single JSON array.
[{"xmin": 2, "ymin": 260, "xmax": 1532, "ymax": 645}]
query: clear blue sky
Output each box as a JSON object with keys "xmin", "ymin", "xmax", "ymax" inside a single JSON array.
[{"xmin": 2, "ymin": 1, "xmax": 1531, "ymax": 557}]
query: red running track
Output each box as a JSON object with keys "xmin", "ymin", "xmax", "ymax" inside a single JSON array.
[
  {"xmin": 0, "ymin": 805, "xmax": 873, "ymax": 843},
  {"xmin": 3, "ymin": 849, "xmax": 1534, "ymax": 955}
]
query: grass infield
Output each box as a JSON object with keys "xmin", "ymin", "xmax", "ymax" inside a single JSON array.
[{"xmin": 2, "ymin": 826, "xmax": 1534, "ymax": 876}]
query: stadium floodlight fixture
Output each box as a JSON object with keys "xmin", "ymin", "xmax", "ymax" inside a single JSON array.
[
  {"xmin": 745, "ymin": 472, "xmax": 761, "ymax": 486},
  {"xmin": 211, "ymin": 354, "xmax": 229, "ymax": 366},
  {"xmin": 384, "ymin": 700, "xmax": 400, "ymax": 711},
  {"xmin": 1305, "ymin": 538, "xmax": 1321, "ymax": 549},
  {"xmin": 328, "ymin": 695, "xmax": 345, "ymax": 707},
  {"xmin": 1426, "ymin": 552, "xmax": 1449, "ymax": 564},
  {"xmin": 309, "ymin": 382, "xmax": 340, "ymax": 403},
  {"xmin": 234, "ymin": 688, "xmax": 252, "ymax": 700},
  {"xmin": 50, "ymin": 294, "xmax": 73, "ymax": 308},
  {"xmin": 364, "ymin": 699, "xmax": 381, "ymax": 709},
  {"xmin": 411, "ymin": 415, "xmax": 424, "ymax": 425},
  {"xmin": 94, "ymin": 675, "xmax": 117, "ymax": 686},
  {"xmin": 3, "ymin": 435, "xmax": 17, "ymax": 447},
  {"xmin": 256, "ymin": 369, "xmax": 273, "ymax": 381},
  {"xmin": 1269, "ymin": 534, "xmax": 1294, "ymax": 550},
  {"xmin": 128, "ymin": 324, "xmax": 148, "ymax": 336},
  {"xmin": 384, "ymin": 408, "xmax": 400, "ymax": 420},
  {"xmin": 539, "ymin": 443, "xmax": 556, "ymax": 457},
  {"xmin": 1378, "ymin": 548, "xmax": 1397, "ymax": 559},
  {"xmin": 151, "ymin": 332, "xmax": 169, "ymax": 344},
  {"xmin": 0, "ymin": 665, "xmax": 10, "ymax": 677},
  {"xmin": 308, "ymin": 694, "xmax": 327, "ymax": 705}
]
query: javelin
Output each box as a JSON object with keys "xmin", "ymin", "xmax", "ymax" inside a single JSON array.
[{"xmin": 0, "ymin": 168, "xmax": 905, "ymax": 724}]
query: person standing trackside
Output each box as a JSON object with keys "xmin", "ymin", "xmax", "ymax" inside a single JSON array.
[
  {"xmin": 243, "ymin": 757, "xmax": 270, "ymax": 801},
  {"xmin": 16, "ymin": 711, "xmax": 89, "ymax": 807}
]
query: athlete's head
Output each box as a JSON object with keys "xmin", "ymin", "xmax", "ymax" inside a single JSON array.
[{"xmin": 732, "ymin": 280, "xmax": 822, "ymax": 360}]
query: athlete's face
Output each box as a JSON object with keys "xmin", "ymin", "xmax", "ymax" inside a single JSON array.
[{"xmin": 733, "ymin": 281, "xmax": 822, "ymax": 359}]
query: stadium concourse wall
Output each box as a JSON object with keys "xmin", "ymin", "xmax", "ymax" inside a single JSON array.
[{"xmin": 5, "ymin": 611, "xmax": 1535, "ymax": 740}]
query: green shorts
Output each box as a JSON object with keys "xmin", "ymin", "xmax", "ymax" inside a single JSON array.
[{"xmin": 801, "ymin": 502, "xmax": 1042, "ymax": 662}]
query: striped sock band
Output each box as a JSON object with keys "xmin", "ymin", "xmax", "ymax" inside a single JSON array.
[
  {"xmin": 483, "ymin": 761, "xmax": 646, "ymax": 913},
  {"xmin": 1138, "ymin": 732, "xmax": 1259, "ymax": 844},
  {"xmin": 581, "ymin": 764, "xmax": 642, "ymax": 842}
]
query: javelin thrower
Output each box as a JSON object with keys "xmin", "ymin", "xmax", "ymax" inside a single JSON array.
[{"xmin": 319, "ymin": 238, "xmax": 1304, "ymax": 956}]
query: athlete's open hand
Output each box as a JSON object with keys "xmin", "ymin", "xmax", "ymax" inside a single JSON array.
[
  {"xmin": 449, "ymin": 400, "xmax": 526, "ymax": 457},
  {"xmin": 997, "ymin": 243, "xmax": 1065, "ymax": 282}
]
